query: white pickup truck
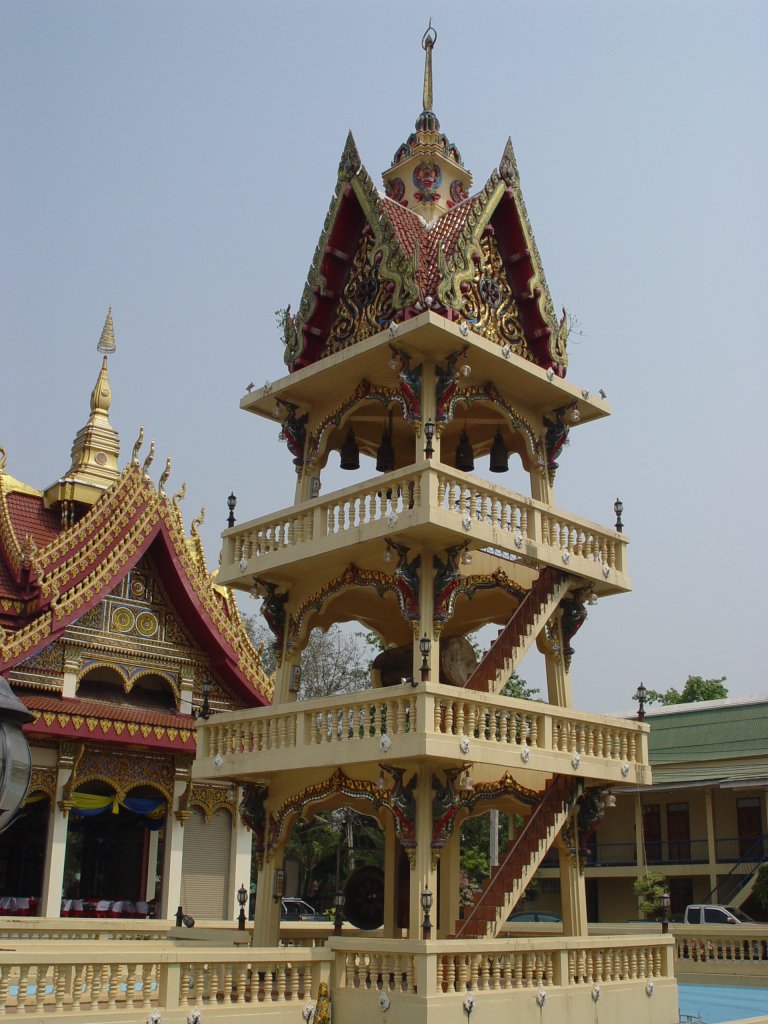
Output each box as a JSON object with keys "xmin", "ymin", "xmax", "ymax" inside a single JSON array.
[{"xmin": 684, "ymin": 904, "xmax": 756, "ymax": 925}]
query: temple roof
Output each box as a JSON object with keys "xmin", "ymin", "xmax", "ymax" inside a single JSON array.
[
  {"xmin": 0, "ymin": 458, "xmax": 271, "ymax": 706},
  {"xmin": 280, "ymin": 29, "xmax": 566, "ymax": 376}
]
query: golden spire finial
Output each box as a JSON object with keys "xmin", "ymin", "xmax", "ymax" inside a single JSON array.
[
  {"xmin": 97, "ymin": 306, "xmax": 117, "ymax": 355},
  {"xmin": 421, "ymin": 20, "xmax": 437, "ymax": 112}
]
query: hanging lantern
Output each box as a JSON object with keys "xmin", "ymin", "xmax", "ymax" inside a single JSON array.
[
  {"xmin": 340, "ymin": 428, "xmax": 360, "ymax": 470},
  {"xmin": 455, "ymin": 429, "xmax": 474, "ymax": 473},
  {"xmin": 489, "ymin": 430, "xmax": 509, "ymax": 473}
]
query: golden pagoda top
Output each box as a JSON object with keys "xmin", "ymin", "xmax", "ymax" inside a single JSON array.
[
  {"xmin": 44, "ymin": 308, "xmax": 121, "ymax": 516},
  {"xmin": 382, "ymin": 23, "xmax": 472, "ymax": 222}
]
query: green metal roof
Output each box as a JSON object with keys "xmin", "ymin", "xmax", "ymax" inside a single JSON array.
[{"xmin": 648, "ymin": 698, "xmax": 768, "ymax": 767}]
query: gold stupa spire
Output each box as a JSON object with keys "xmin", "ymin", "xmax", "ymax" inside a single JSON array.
[
  {"xmin": 382, "ymin": 22, "xmax": 472, "ymax": 222},
  {"xmin": 422, "ymin": 20, "xmax": 436, "ymax": 113},
  {"xmin": 44, "ymin": 309, "xmax": 121, "ymax": 518}
]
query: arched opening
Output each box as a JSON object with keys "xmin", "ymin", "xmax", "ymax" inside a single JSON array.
[
  {"xmin": 0, "ymin": 793, "xmax": 49, "ymax": 913},
  {"xmin": 62, "ymin": 781, "xmax": 167, "ymax": 915},
  {"xmin": 77, "ymin": 667, "xmax": 177, "ymax": 711}
]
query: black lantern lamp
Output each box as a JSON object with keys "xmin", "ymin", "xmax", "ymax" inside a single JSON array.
[
  {"xmin": 376, "ymin": 413, "xmax": 395, "ymax": 473},
  {"xmin": 633, "ymin": 682, "xmax": 647, "ymax": 722},
  {"xmin": 333, "ymin": 889, "xmax": 346, "ymax": 935},
  {"xmin": 0, "ymin": 675, "xmax": 33, "ymax": 835},
  {"xmin": 421, "ymin": 888, "xmax": 433, "ymax": 940},
  {"xmin": 614, "ymin": 498, "xmax": 624, "ymax": 533},
  {"xmin": 658, "ymin": 890, "xmax": 671, "ymax": 934},
  {"xmin": 195, "ymin": 679, "xmax": 212, "ymax": 720},
  {"xmin": 340, "ymin": 428, "xmax": 360, "ymax": 471},
  {"xmin": 455, "ymin": 429, "xmax": 474, "ymax": 473},
  {"xmin": 227, "ymin": 492, "xmax": 237, "ymax": 529},
  {"xmin": 423, "ymin": 420, "xmax": 436, "ymax": 459},
  {"xmin": 489, "ymin": 430, "xmax": 509, "ymax": 473},
  {"xmin": 237, "ymin": 883, "xmax": 248, "ymax": 930},
  {"xmin": 419, "ymin": 634, "xmax": 431, "ymax": 682}
]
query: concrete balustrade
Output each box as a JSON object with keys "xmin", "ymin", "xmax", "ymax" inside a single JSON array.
[
  {"xmin": 196, "ymin": 684, "xmax": 649, "ymax": 785},
  {"xmin": 219, "ymin": 466, "xmax": 628, "ymax": 587}
]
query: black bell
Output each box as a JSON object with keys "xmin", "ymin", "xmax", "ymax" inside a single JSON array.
[
  {"xmin": 376, "ymin": 428, "xmax": 395, "ymax": 473},
  {"xmin": 455, "ymin": 429, "xmax": 474, "ymax": 473},
  {"xmin": 489, "ymin": 429, "xmax": 509, "ymax": 473},
  {"xmin": 340, "ymin": 428, "xmax": 360, "ymax": 470}
]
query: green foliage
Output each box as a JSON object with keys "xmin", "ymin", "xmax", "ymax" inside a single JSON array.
[
  {"xmin": 646, "ymin": 675, "xmax": 728, "ymax": 706},
  {"xmin": 633, "ymin": 872, "xmax": 669, "ymax": 916},
  {"xmin": 500, "ymin": 671, "xmax": 541, "ymax": 701},
  {"xmin": 753, "ymin": 865, "xmax": 768, "ymax": 913}
]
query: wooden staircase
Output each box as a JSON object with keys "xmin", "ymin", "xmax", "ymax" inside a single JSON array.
[
  {"xmin": 465, "ymin": 568, "xmax": 570, "ymax": 693},
  {"xmin": 453, "ymin": 774, "xmax": 581, "ymax": 939}
]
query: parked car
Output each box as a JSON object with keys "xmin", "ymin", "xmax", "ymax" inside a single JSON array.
[
  {"xmin": 280, "ymin": 898, "xmax": 330, "ymax": 922},
  {"xmin": 683, "ymin": 905, "xmax": 756, "ymax": 926},
  {"xmin": 507, "ymin": 910, "xmax": 563, "ymax": 923}
]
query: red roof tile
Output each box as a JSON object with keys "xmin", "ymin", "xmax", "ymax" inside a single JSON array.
[
  {"xmin": 21, "ymin": 692, "xmax": 197, "ymax": 730},
  {"xmin": 5, "ymin": 493, "xmax": 60, "ymax": 550}
]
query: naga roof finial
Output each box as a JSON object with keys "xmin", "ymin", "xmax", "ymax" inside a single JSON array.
[{"xmin": 422, "ymin": 19, "xmax": 437, "ymax": 114}]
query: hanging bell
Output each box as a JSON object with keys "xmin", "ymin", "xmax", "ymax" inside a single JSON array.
[
  {"xmin": 489, "ymin": 429, "xmax": 509, "ymax": 473},
  {"xmin": 340, "ymin": 428, "xmax": 360, "ymax": 470},
  {"xmin": 455, "ymin": 429, "xmax": 474, "ymax": 473},
  {"xmin": 376, "ymin": 428, "xmax": 395, "ymax": 473}
]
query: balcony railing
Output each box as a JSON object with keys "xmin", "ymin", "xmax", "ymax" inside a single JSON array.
[
  {"xmin": 220, "ymin": 466, "xmax": 628, "ymax": 586},
  {"xmin": 195, "ymin": 683, "xmax": 649, "ymax": 784}
]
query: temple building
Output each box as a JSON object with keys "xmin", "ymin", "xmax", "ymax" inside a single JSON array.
[
  {"xmin": 0, "ymin": 310, "xmax": 271, "ymax": 921},
  {"xmin": 192, "ymin": 27, "xmax": 676, "ymax": 1021}
]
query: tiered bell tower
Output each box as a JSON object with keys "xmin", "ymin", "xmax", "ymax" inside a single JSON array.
[{"xmin": 195, "ymin": 28, "xmax": 651, "ymax": 966}]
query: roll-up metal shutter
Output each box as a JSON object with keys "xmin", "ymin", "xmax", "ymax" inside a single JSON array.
[{"xmin": 179, "ymin": 808, "xmax": 232, "ymax": 919}]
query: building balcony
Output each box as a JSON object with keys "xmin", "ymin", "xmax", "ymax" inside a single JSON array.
[
  {"xmin": 219, "ymin": 464, "xmax": 629, "ymax": 594},
  {"xmin": 193, "ymin": 682, "xmax": 650, "ymax": 788}
]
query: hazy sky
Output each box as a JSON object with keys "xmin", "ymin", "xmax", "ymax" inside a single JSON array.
[{"xmin": 2, "ymin": 1, "xmax": 766, "ymax": 713}]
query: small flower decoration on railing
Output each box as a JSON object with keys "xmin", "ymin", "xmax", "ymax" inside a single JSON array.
[
  {"xmin": 514, "ymin": 528, "xmax": 523, "ymax": 549},
  {"xmin": 463, "ymin": 993, "xmax": 476, "ymax": 1018},
  {"xmin": 521, "ymin": 747, "xmax": 531, "ymax": 764},
  {"xmin": 536, "ymin": 989, "xmax": 547, "ymax": 1007},
  {"xmin": 561, "ymin": 550, "xmax": 570, "ymax": 565},
  {"xmin": 459, "ymin": 735, "xmax": 471, "ymax": 756},
  {"xmin": 147, "ymin": 1013, "xmax": 162, "ymax": 1024},
  {"xmin": 187, "ymin": 1010, "xmax": 203, "ymax": 1024},
  {"xmin": 461, "ymin": 513, "xmax": 472, "ymax": 531},
  {"xmin": 621, "ymin": 762, "xmax": 630, "ymax": 778},
  {"xmin": 645, "ymin": 981, "xmax": 654, "ymax": 998},
  {"xmin": 213, "ymin": 753, "xmax": 225, "ymax": 769},
  {"xmin": 302, "ymin": 1002, "xmax": 315, "ymax": 1022},
  {"xmin": 591, "ymin": 985, "xmax": 600, "ymax": 1002},
  {"xmin": 571, "ymin": 754, "xmax": 581, "ymax": 770},
  {"xmin": 380, "ymin": 734, "xmax": 392, "ymax": 753},
  {"xmin": 378, "ymin": 992, "xmax": 391, "ymax": 1011},
  {"xmin": 387, "ymin": 513, "xmax": 399, "ymax": 528},
  {"xmin": 602, "ymin": 564, "xmax": 610, "ymax": 579}
]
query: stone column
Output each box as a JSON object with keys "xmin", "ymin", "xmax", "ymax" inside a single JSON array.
[
  {"xmin": 144, "ymin": 830, "xmax": 160, "ymax": 902},
  {"xmin": 545, "ymin": 648, "xmax": 573, "ymax": 708},
  {"xmin": 159, "ymin": 769, "xmax": 189, "ymax": 919},
  {"xmin": 61, "ymin": 646, "xmax": 80, "ymax": 698},
  {"xmin": 382, "ymin": 817, "xmax": 398, "ymax": 938},
  {"xmin": 634, "ymin": 793, "xmax": 646, "ymax": 874},
  {"xmin": 40, "ymin": 770, "xmax": 71, "ymax": 917},
  {"xmin": 438, "ymin": 829, "xmax": 461, "ymax": 939},
  {"xmin": 408, "ymin": 768, "xmax": 437, "ymax": 939},
  {"xmin": 251, "ymin": 847, "xmax": 283, "ymax": 947},
  {"xmin": 229, "ymin": 795, "xmax": 253, "ymax": 920},
  {"xmin": 558, "ymin": 844, "xmax": 588, "ymax": 936},
  {"xmin": 704, "ymin": 787, "xmax": 717, "ymax": 895}
]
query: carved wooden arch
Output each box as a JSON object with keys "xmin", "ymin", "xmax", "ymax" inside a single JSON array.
[
  {"xmin": 267, "ymin": 766, "xmax": 416, "ymax": 861},
  {"xmin": 66, "ymin": 748, "xmax": 175, "ymax": 803},
  {"xmin": 286, "ymin": 563, "xmax": 417, "ymax": 650},
  {"xmin": 26, "ymin": 766, "xmax": 57, "ymax": 804},
  {"xmin": 77, "ymin": 660, "xmax": 131, "ymax": 689},
  {"xmin": 186, "ymin": 783, "xmax": 236, "ymax": 825},
  {"xmin": 124, "ymin": 667, "xmax": 180, "ymax": 705},
  {"xmin": 441, "ymin": 383, "xmax": 545, "ymax": 473}
]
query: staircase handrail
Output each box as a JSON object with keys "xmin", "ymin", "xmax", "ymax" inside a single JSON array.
[
  {"xmin": 455, "ymin": 774, "xmax": 577, "ymax": 938},
  {"xmin": 703, "ymin": 833, "xmax": 768, "ymax": 905},
  {"xmin": 464, "ymin": 568, "xmax": 564, "ymax": 692}
]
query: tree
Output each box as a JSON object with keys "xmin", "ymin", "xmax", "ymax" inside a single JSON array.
[
  {"xmin": 646, "ymin": 675, "xmax": 728, "ymax": 706},
  {"xmin": 753, "ymin": 865, "xmax": 768, "ymax": 916},
  {"xmin": 633, "ymin": 871, "xmax": 669, "ymax": 917},
  {"xmin": 500, "ymin": 671, "xmax": 541, "ymax": 701},
  {"xmin": 244, "ymin": 616, "xmax": 371, "ymax": 700}
]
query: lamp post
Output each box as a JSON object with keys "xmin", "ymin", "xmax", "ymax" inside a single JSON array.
[
  {"xmin": 237, "ymin": 883, "xmax": 248, "ymax": 930},
  {"xmin": 0, "ymin": 675, "xmax": 34, "ymax": 835},
  {"xmin": 333, "ymin": 890, "xmax": 346, "ymax": 936},
  {"xmin": 195, "ymin": 679, "xmax": 212, "ymax": 720},
  {"xmin": 633, "ymin": 682, "xmax": 648, "ymax": 722},
  {"xmin": 614, "ymin": 498, "xmax": 624, "ymax": 533},
  {"xmin": 421, "ymin": 888, "xmax": 433, "ymax": 940},
  {"xmin": 419, "ymin": 634, "xmax": 431, "ymax": 682},
  {"xmin": 423, "ymin": 421, "xmax": 435, "ymax": 459},
  {"xmin": 227, "ymin": 492, "xmax": 237, "ymax": 529},
  {"xmin": 658, "ymin": 891, "xmax": 671, "ymax": 935}
]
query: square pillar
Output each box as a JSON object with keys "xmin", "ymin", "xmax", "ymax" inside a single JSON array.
[
  {"xmin": 251, "ymin": 851, "xmax": 283, "ymax": 947},
  {"xmin": 159, "ymin": 776, "xmax": 188, "ymax": 919},
  {"xmin": 229, "ymin": 793, "xmax": 253, "ymax": 920},
  {"xmin": 558, "ymin": 844, "xmax": 588, "ymax": 936},
  {"xmin": 40, "ymin": 769, "xmax": 71, "ymax": 917},
  {"xmin": 408, "ymin": 768, "xmax": 437, "ymax": 938}
]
